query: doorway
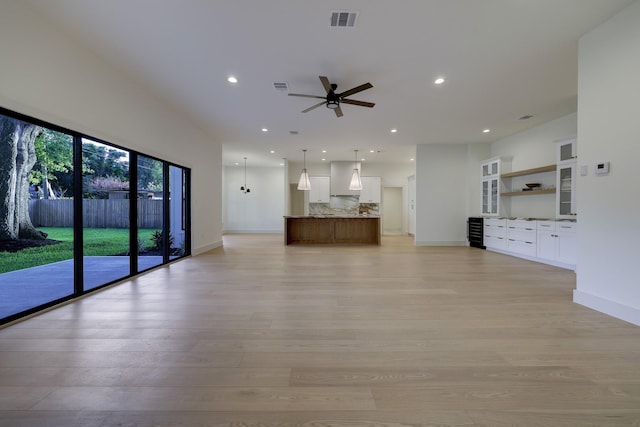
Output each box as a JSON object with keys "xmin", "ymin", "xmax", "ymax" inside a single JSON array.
[{"xmin": 383, "ymin": 187, "xmax": 403, "ymax": 235}]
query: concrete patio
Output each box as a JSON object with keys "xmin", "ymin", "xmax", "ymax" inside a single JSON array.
[{"xmin": 0, "ymin": 256, "xmax": 163, "ymax": 319}]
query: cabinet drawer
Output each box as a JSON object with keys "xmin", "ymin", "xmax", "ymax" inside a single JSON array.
[
  {"xmin": 484, "ymin": 224, "xmax": 507, "ymax": 238},
  {"xmin": 556, "ymin": 222, "xmax": 577, "ymax": 233},
  {"xmin": 485, "ymin": 236, "xmax": 507, "ymax": 250},
  {"xmin": 507, "ymin": 239, "xmax": 536, "ymax": 257},
  {"xmin": 508, "ymin": 219, "xmax": 537, "ymax": 229},
  {"xmin": 484, "ymin": 218, "xmax": 506, "ymax": 227},
  {"xmin": 536, "ymin": 221, "xmax": 556, "ymax": 231},
  {"xmin": 508, "ymin": 228, "xmax": 536, "ymax": 243}
]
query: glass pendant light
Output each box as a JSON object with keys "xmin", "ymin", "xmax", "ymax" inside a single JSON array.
[
  {"xmin": 349, "ymin": 149, "xmax": 363, "ymax": 190},
  {"xmin": 297, "ymin": 149, "xmax": 311, "ymax": 190},
  {"xmin": 240, "ymin": 157, "xmax": 250, "ymax": 193}
]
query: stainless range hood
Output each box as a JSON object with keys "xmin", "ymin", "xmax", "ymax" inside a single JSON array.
[{"xmin": 330, "ymin": 161, "xmax": 361, "ymax": 196}]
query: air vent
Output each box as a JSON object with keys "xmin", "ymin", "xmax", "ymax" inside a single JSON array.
[
  {"xmin": 519, "ymin": 114, "xmax": 534, "ymax": 120},
  {"xmin": 273, "ymin": 82, "xmax": 288, "ymax": 92},
  {"xmin": 289, "ymin": 130, "xmax": 299, "ymax": 135},
  {"xmin": 330, "ymin": 11, "xmax": 357, "ymax": 28}
]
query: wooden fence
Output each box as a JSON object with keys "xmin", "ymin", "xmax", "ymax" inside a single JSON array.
[{"xmin": 28, "ymin": 199, "xmax": 163, "ymax": 228}]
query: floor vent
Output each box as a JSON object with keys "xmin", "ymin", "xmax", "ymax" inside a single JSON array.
[
  {"xmin": 330, "ymin": 11, "xmax": 357, "ymax": 28},
  {"xmin": 273, "ymin": 82, "xmax": 289, "ymax": 92}
]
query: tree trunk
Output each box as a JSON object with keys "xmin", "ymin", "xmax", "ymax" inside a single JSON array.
[{"xmin": 0, "ymin": 116, "xmax": 46, "ymax": 240}]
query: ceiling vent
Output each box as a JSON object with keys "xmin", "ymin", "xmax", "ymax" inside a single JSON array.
[
  {"xmin": 519, "ymin": 114, "xmax": 534, "ymax": 120},
  {"xmin": 273, "ymin": 82, "xmax": 289, "ymax": 92},
  {"xmin": 330, "ymin": 11, "xmax": 357, "ymax": 28}
]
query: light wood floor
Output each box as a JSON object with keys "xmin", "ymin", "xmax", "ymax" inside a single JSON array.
[{"xmin": 1, "ymin": 234, "xmax": 640, "ymax": 426}]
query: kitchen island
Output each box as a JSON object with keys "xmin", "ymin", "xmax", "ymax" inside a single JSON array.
[{"xmin": 284, "ymin": 216, "xmax": 381, "ymax": 245}]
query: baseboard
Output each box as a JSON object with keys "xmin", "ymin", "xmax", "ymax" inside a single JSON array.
[
  {"xmin": 223, "ymin": 230, "xmax": 283, "ymax": 234},
  {"xmin": 486, "ymin": 247, "xmax": 576, "ymax": 271},
  {"xmin": 192, "ymin": 240, "xmax": 223, "ymax": 255},
  {"xmin": 414, "ymin": 240, "xmax": 467, "ymax": 246},
  {"xmin": 573, "ymin": 290, "xmax": 640, "ymax": 326}
]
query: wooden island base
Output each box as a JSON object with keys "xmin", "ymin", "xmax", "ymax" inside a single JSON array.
[{"xmin": 284, "ymin": 216, "xmax": 380, "ymax": 245}]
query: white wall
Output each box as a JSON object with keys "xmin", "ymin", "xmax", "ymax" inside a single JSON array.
[
  {"xmin": 415, "ymin": 144, "xmax": 468, "ymax": 245},
  {"xmin": 0, "ymin": 2, "xmax": 223, "ymax": 254},
  {"xmin": 224, "ymin": 166, "xmax": 285, "ymax": 233},
  {"xmin": 574, "ymin": 0, "xmax": 640, "ymax": 325}
]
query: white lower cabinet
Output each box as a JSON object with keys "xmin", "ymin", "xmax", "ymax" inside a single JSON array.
[
  {"xmin": 484, "ymin": 218, "xmax": 576, "ymax": 270},
  {"xmin": 536, "ymin": 221, "xmax": 577, "ymax": 267},
  {"xmin": 507, "ymin": 220, "xmax": 536, "ymax": 257},
  {"xmin": 484, "ymin": 218, "xmax": 507, "ymax": 250}
]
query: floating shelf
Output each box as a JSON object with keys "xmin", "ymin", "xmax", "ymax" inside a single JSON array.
[
  {"xmin": 501, "ymin": 188, "xmax": 556, "ymax": 197},
  {"xmin": 501, "ymin": 164, "xmax": 557, "ymax": 178}
]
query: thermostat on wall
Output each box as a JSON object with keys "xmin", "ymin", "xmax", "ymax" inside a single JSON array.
[{"xmin": 595, "ymin": 161, "xmax": 610, "ymax": 175}]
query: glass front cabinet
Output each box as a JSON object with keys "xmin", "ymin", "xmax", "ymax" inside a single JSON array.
[
  {"xmin": 481, "ymin": 157, "xmax": 511, "ymax": 216},
  {"xmin": 555, "ymin": 137, "xmax": 577, "ymax": 219}
]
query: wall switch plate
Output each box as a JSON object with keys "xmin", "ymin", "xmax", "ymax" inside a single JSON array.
[
  {"xmin": 595, "ymin": 161, "xmax": 610, "ymax": 175},
  {"xmin": 580, "ymin": 165, "xmax": 588, "ymax": 176}
]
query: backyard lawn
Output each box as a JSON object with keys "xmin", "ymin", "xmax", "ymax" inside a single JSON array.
[{"xmin": 0, "ymin": 228, "xmax": 158, "ymax": 274}]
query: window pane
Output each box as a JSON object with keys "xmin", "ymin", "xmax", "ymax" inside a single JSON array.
[
  {"xmin": 82, "ymin": 139, "xmax": 130, "ymax": 291},
  {"xmin": 137, "ymin": 155, "xmax": 164, "ymax": 270},
  {"xmin": 0, "ymin": 114, "xmax": 74, "ymax": 319},
  {"xmin": 169, "ymin": 165, "xmax": 187, "ymax": 260}
]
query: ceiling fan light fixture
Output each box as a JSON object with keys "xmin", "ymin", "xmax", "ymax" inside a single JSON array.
[{"xmin": 326, "ymin": 99, "xmax": 340, "ymax": 109}]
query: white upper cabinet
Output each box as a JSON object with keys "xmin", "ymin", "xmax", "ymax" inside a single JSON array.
[
  {"xmin": 308, "ymin": 176, "xmax": 330, "ymax": 203},
  {"xmin": 480, "ymin": 156, "xmax": 511, "ymax": 216},
  {"xmin": 360, "ymin": 176, "xmax": 381, "ymax": 203},
  {"xmin": 556, "ymin": 136, "xmax": 577, "ymax": 164},
  {"xmin": 555, "ymin": 137, "xmax": 577, "ymax": 219}
]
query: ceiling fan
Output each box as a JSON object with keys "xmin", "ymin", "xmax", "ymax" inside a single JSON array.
[{"xmin": 289, "ymin": 76, "xmax": 375, "ymax": 118}]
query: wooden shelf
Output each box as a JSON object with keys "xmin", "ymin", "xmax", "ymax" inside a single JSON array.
[
  {"xmin": 501, "ymin": 164, "xmax": 556, "ymax": 178},
  {"xmin": 501, "ymin": 188, "xmax": 556, "ymax": 197}
]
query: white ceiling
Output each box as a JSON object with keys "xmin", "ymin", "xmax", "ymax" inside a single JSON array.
[{"xmin": 24, "ymin": 0, "xmax": 634, "ymax": 167}]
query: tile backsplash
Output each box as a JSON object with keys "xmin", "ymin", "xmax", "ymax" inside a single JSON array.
[{"xmin": 309, "ymin": 196, "xmax": 380, "ymax": 216}]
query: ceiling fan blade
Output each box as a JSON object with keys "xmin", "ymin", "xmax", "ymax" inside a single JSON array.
[
  {"xmin": 301, "ymin": 101, "xmax": 326, "ymax": 113},
  {"xmin": 319, "ymin": 76, "xmax": 333, "ymax": 94},
  {"xmin": 334, "ymin": 106, "xmax": 344, "ymax": 118},
  {"xmin": 341, "ymin": 99, "xmax": 375, "ymax": 108},
  {"xmin": 338, "ymin": 82, "xmax": 373, "ymax": 98},
  {"xmin": 288, "ymin": 93, "xmax": 325, "ymax": 99}
]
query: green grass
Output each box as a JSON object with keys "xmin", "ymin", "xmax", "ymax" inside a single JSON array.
[{"xmin": 0, "ymin": 228, "xmax": 158, "ymax": 274}]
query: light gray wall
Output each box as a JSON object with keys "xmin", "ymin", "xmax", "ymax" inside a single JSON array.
[
  {"xmin": 575, "ymin": 0, "xmax": 640, "ymax": 325},
  {"xmin": 415, "ymin": 143, "xmax": 468, "ymax": 246},
  {"xmin": 224, "ymin": 166, "xmax": 285, "ymax": 233},
  {"xmin": 0, "ymin": 2, "xmax": 224, "ymax": 254}
]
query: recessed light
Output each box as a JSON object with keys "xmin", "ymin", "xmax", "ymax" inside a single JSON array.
[
  {"xmin": 322, "ymin": 150, "xmax": 327, "ymax": 153},
  {"xmin": 262, "ymin": 128, "xmax": 268, "ymax": 132},
  {"xmin": 410, "ymin": 158, "xmax": 414, "ymax": 161},
  {"xmin": 390, "ymin": 129, "xmax": 398, "ymax": 133},
  {"xmin": 322, "ymin": 158, "xmax": 326, "ymax": 161},
  {"xmin": 434, "ymin": 77, "xmax": 445, "ymax": 85},
  {"xmin": 483, "ymin": 129, "xmax": 491, "ymax": 133},
  {"xmin": 279, "ymin": 163, "xmax": 284, "ymax": 166},
  {"xmin": 361, "ymin": 158, "xmax": 365, "ymax": 162},
  {"xmin": 270, "ymin": 150, "xmax": 275, "ymax": 154},
  {"xmin": 370, "ymin": 150, "xmax": 375, "ymax": 153},
  {"xmin": 227, "ymin": 76, "xmax": 238, "ymax": 83},
  {"xmin": 234, "ymin": 162, "xmax": 239, "ymax": 166}
]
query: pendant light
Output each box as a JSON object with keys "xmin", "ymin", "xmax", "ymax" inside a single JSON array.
[
  {"xmin": 349, "ymin": 149, "xmax": 363, "ymax": 190},
  {"xmin": 240, "ymin": 157, "xmax": 250, "ymax": 194},
  {"xmin": 297, "ymin": 149, "xmax": 311, "ymax": 190}
]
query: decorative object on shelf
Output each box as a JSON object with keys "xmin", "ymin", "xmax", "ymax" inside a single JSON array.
[
  {"xmin": 297, "ymin": 149, "xmax": 311, "ymax": 190},
  {"xmin": 349, "ymin": 149, "xmax": 363, "ymax": 190},
  {"xmin": 525, "ymin": 183, "xmax": 541, "ymax": 188},
  {"xmin": 240, "ymin": 157, "xmax": 250, "ymax": 194}
]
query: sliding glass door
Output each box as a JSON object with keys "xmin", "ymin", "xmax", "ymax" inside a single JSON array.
[
  {"xmin": 0, "ymin": 107, "xmax": 191, "ymax": 325},
  {"xmin": 0, "ymin": 113, "xmax": 75, "ymax": 319}
]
